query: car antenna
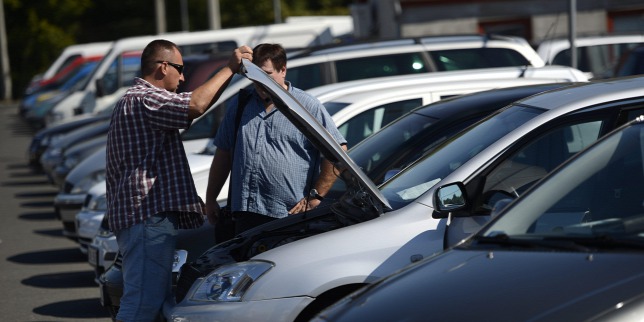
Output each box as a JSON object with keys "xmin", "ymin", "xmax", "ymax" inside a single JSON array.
[
  {"xmin": 519, "ymin": 12, "xmax": 561, "ymax": 78},
  {"xmin": 541, "ymin": 12, "xmax": 562, "ymax": 66}
]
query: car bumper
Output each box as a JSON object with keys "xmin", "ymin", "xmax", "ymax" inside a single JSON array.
[
  {"xmin": 54, "ymin": 193, "xmax": 87, "ymax": 239},
  {"xmin": 52, "ymin": 165, "xmax": 71, "ymax": 188},
  {"xmin": 76, "ymin": 210, "xmax": 104, "ymax": 253},
  {"xmin": 90, "ymin": 234, "xmax": 118, "ymax": 283},
  {"xmin": 163, "ymin": 295, "xmax": 313, "ymax": 322}
]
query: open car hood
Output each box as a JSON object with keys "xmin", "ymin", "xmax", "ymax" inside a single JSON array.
[{"xmin": 240, "ymin": 59, "xmax": 391, "ymax": 210}]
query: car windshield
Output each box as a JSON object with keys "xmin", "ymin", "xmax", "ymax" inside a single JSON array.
[
  {"xmin": 379, "ymin": 105, "xmax": 544, "ymax": 209},
  {"xmin": 478, "ymin": 121, "xmax": 644, "ymax": 249},
  {"xmin": 349, "ymin": 112, "xmax": 438, "ymax": 181}
]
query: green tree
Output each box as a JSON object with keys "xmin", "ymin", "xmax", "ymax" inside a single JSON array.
[{"xmin": 5, "ymin": 0, "xmax": 93, "ymax": 97}]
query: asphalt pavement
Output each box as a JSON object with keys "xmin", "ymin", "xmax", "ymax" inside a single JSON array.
[{"xmin": 0, "ymin": 102, "xmax": 110, "ymax": 321}]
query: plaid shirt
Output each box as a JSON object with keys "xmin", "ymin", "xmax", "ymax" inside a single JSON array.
[{"xmin": 106, "ymin": 78, "xmax": 205, "ymax": 231}]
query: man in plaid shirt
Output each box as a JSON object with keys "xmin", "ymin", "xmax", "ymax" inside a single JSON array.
[{"xmin": 106, "ymin": 39, "xmax": 252, "ymax": 322}]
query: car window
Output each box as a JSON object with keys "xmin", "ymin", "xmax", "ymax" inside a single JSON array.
[
  {"xmin": 338, "ymin": 98, "xmax": 422, "ymax": 148},
  {"xmin": 480, "ymin": 119, "xmax": 605, "ymax": 214},
  {"xmin": 179, "ymin": 41, "xmax": 237, "ymax": 56},
  {"xmin": 102, "ymin": 53, "xmax": 141, "ymax": 96},
  {"xmin": 552, "ymin": 43, "xmax": 644, "ymax": 78},
  {"xmin": 481, "ymin": 122, "xmax": 644, "ymax": 239},
  {"xmin": 430, "ymin": 48, "xmax": 530, "ymax": 71},
  {"xmin": 288, "ymin": 63, "xmax": 325, "ymax": 90},
  {"xmin": 55, "ymin": 54, "xmax": 82, "ymax": 76},
  {"xmin": 334, "ymin": 52, "xmax": 430, "ymax": 82},
  {"xmin": 380, "ymin": 105, "xmax": 544, "ymax": 209},
  {"xmin": 323, "ymin": 102, "xmax": 350, "ymax": 116}
]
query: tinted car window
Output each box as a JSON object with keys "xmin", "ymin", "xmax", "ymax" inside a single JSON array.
[
  {"xmin": 349, "ymin": 112, "xmax": 438, "ymax": 181},
  {"xmin": 334, "ymin": 52, "xmax": 429, "ymax": 82},
  {"xmin": 323, "ymin": 102, "xmax": 350, "ymax": 116},
  {"xmin": 380, "ymin": 106, "xmax": 544, "ymax": 209},
  {"xmin": 179, "ymin": 41, "xmax": 238, "ymax": 56},
  {"xmin": 553, "ymin": 43, "xmax": 643, "ymax": 78},
  {"xmin": 480, "ymin": 119, "xmax": 605, "ymax": 213},
  {"xmin": 288, "ymin": 63, "xmax": 325, "ymax": 90},
  {"xmin": 338, "ymin": 98, "xmax": 422, "ymax": 148},
  {"xmin": 481, "ymin": 121, "xmax": 644, "ymax": 239},
  {"xmin": 431, "ymin": 48, "xmax": 530, "ymax": 71},
  {"xmin": 102, "ymin": 54, "xmax": 141, "ymax": 96}
]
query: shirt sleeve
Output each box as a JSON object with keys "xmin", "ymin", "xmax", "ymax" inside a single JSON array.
[{"xmin": 143, "ymin": 90, "xmax": 192, "ymax": 131}]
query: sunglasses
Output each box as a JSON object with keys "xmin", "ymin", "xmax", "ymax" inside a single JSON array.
[{"xmin": 156, "ymin": 61, "xmax": 184, "ymax": 74}]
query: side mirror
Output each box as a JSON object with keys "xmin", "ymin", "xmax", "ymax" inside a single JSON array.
[
  {"xmin": 95, "ymin": 78, "xmax": 105, "ymax": 97},
  {"xmin": 432, "ymin": 182, "xmax": 467, "ymax": 219}
]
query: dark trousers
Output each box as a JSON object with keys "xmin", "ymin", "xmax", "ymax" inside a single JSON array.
[{"xmin": 233, "ymin": 211, "xmax": 277, "ymax": 235}]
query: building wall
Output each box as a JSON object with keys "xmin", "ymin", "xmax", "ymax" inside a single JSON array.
[{"xmin": 351, "ymin": 0, "xmax": 644, "ymax": 43}]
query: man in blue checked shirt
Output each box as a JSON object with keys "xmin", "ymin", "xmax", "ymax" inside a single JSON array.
[
  {"xmin": 106, "ymin": 39, "xmax": 252, "ymax": 322},
  {"xmin": 206, "ymin": 43, "xmax": 348, "ymax": 235}
]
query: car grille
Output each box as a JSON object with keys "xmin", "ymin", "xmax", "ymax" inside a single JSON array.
[{"xmin": 175, "ymin": 263, "xmax": 203, "ymax": 303}]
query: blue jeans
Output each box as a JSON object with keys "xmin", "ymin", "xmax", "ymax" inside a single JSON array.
[{"xmin": 115, "ymin": 212, "xmax": 178, "ymax": 322}]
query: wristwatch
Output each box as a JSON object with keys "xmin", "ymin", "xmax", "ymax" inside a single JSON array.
[{"xmin": 309, "ymin": 188, "xmax": 324, "ymax": 201}]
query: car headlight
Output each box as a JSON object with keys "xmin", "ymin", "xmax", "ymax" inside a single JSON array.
[
  {"xmin": 190, "ymin": 260, "xmax": 273, "ymax": 302},
  {"xmin": 71, "ymin": 171, "xmax": 105, "ymax": 194},
  {"xmin": 87, "ymin": 193, "xmax": 107, "ymax": 211},
  {"xmin": 63, "ymin": 155, "xmax": 80, "ymax": 170},
  {"xmin": 47, "ymin": 147, "xmax": 63, "ymax": 158},
  {"xmin": 47, "ymin": 111, "xmax": 64, "ymax": 123}
]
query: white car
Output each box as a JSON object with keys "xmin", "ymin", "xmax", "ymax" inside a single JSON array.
[
  {"xmin": 75, "ymin": 181, "xmax": 106, "ymax": 255},
  {"xmin": 45, "ymin": 19, "xmax": 353, "ymax": 125},
  {"xmin": 536, "ymin": 33, "xmax": 644, "ymax": 79},
  {"xmin": 190, "ymin": 64, "xmax": 587, "ymax": 202},
  {"xmin": 162, "ymin": 63, "xmax": 644, "ymax": 321}
]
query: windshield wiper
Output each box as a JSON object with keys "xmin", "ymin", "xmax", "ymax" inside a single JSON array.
[{"xmin": 473, "ymin": 234, "xmax": 591, "ymax": 252}]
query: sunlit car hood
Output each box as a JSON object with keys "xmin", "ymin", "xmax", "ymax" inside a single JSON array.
[{"xmin": 240, "ymin": 59, "xmax": 391, "ymax": 210}]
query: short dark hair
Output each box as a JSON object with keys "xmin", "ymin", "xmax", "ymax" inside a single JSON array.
[
  {"xmin": 141, "ymin": 39, "xmax": 180, "ymax": 76},
  {"xmin": 252, "ymin": 43, "xmax": 286, "ymax": 71}
]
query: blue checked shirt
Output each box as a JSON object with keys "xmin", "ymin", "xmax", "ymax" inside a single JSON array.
[
  {"xmin": 214, "ymin": 82, "xmax": 346, "ymax": 218},
  {"xmin": 106, "ymin": 78, "xmax": 205, "ymax": 231}
]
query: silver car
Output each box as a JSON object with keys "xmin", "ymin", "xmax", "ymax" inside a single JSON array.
[{"xmin": 314, "ymin": 116, "xmax": 644, "ymax": 322}]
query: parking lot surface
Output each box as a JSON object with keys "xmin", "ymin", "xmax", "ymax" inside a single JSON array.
[{"xmin": 0, "ymin": 102, "xmax": 110, "ymax": 321}]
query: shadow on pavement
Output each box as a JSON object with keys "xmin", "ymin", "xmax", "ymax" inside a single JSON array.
[
  {"xmin": 19, "ymin": 211, "xmax": 58, "ymax": 221},
  {"xmin": 7, "ymin": 247, "xmax": 86, "ymax": 264},
  {"xmin": 7, "ymin": 113, "xmax": 36, "ymax": 137},
  {"xmin": 20, "ymin": 200, "xmax": 54, "ymax": 208},
  {"xmin": 23, "ymin": 270, "xmax": 97, "ymax": 288},
  {"xmin": 33, "ymin": 228, "xmax": 65, "ymax": 238},
  {"xmin": 1, "ymin": 179, "xmax": 51, "ymax": 186},
  {"xmin": 6, "ymin": 163, "xmax": 31, "ymax": 169},
  {"xmin": 33, "ymin": 298, "xmax": 110, "ymax": 319},
  {"xmin": 14, "ymin": 191, "xmax": 58, "ymax": 198}
]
